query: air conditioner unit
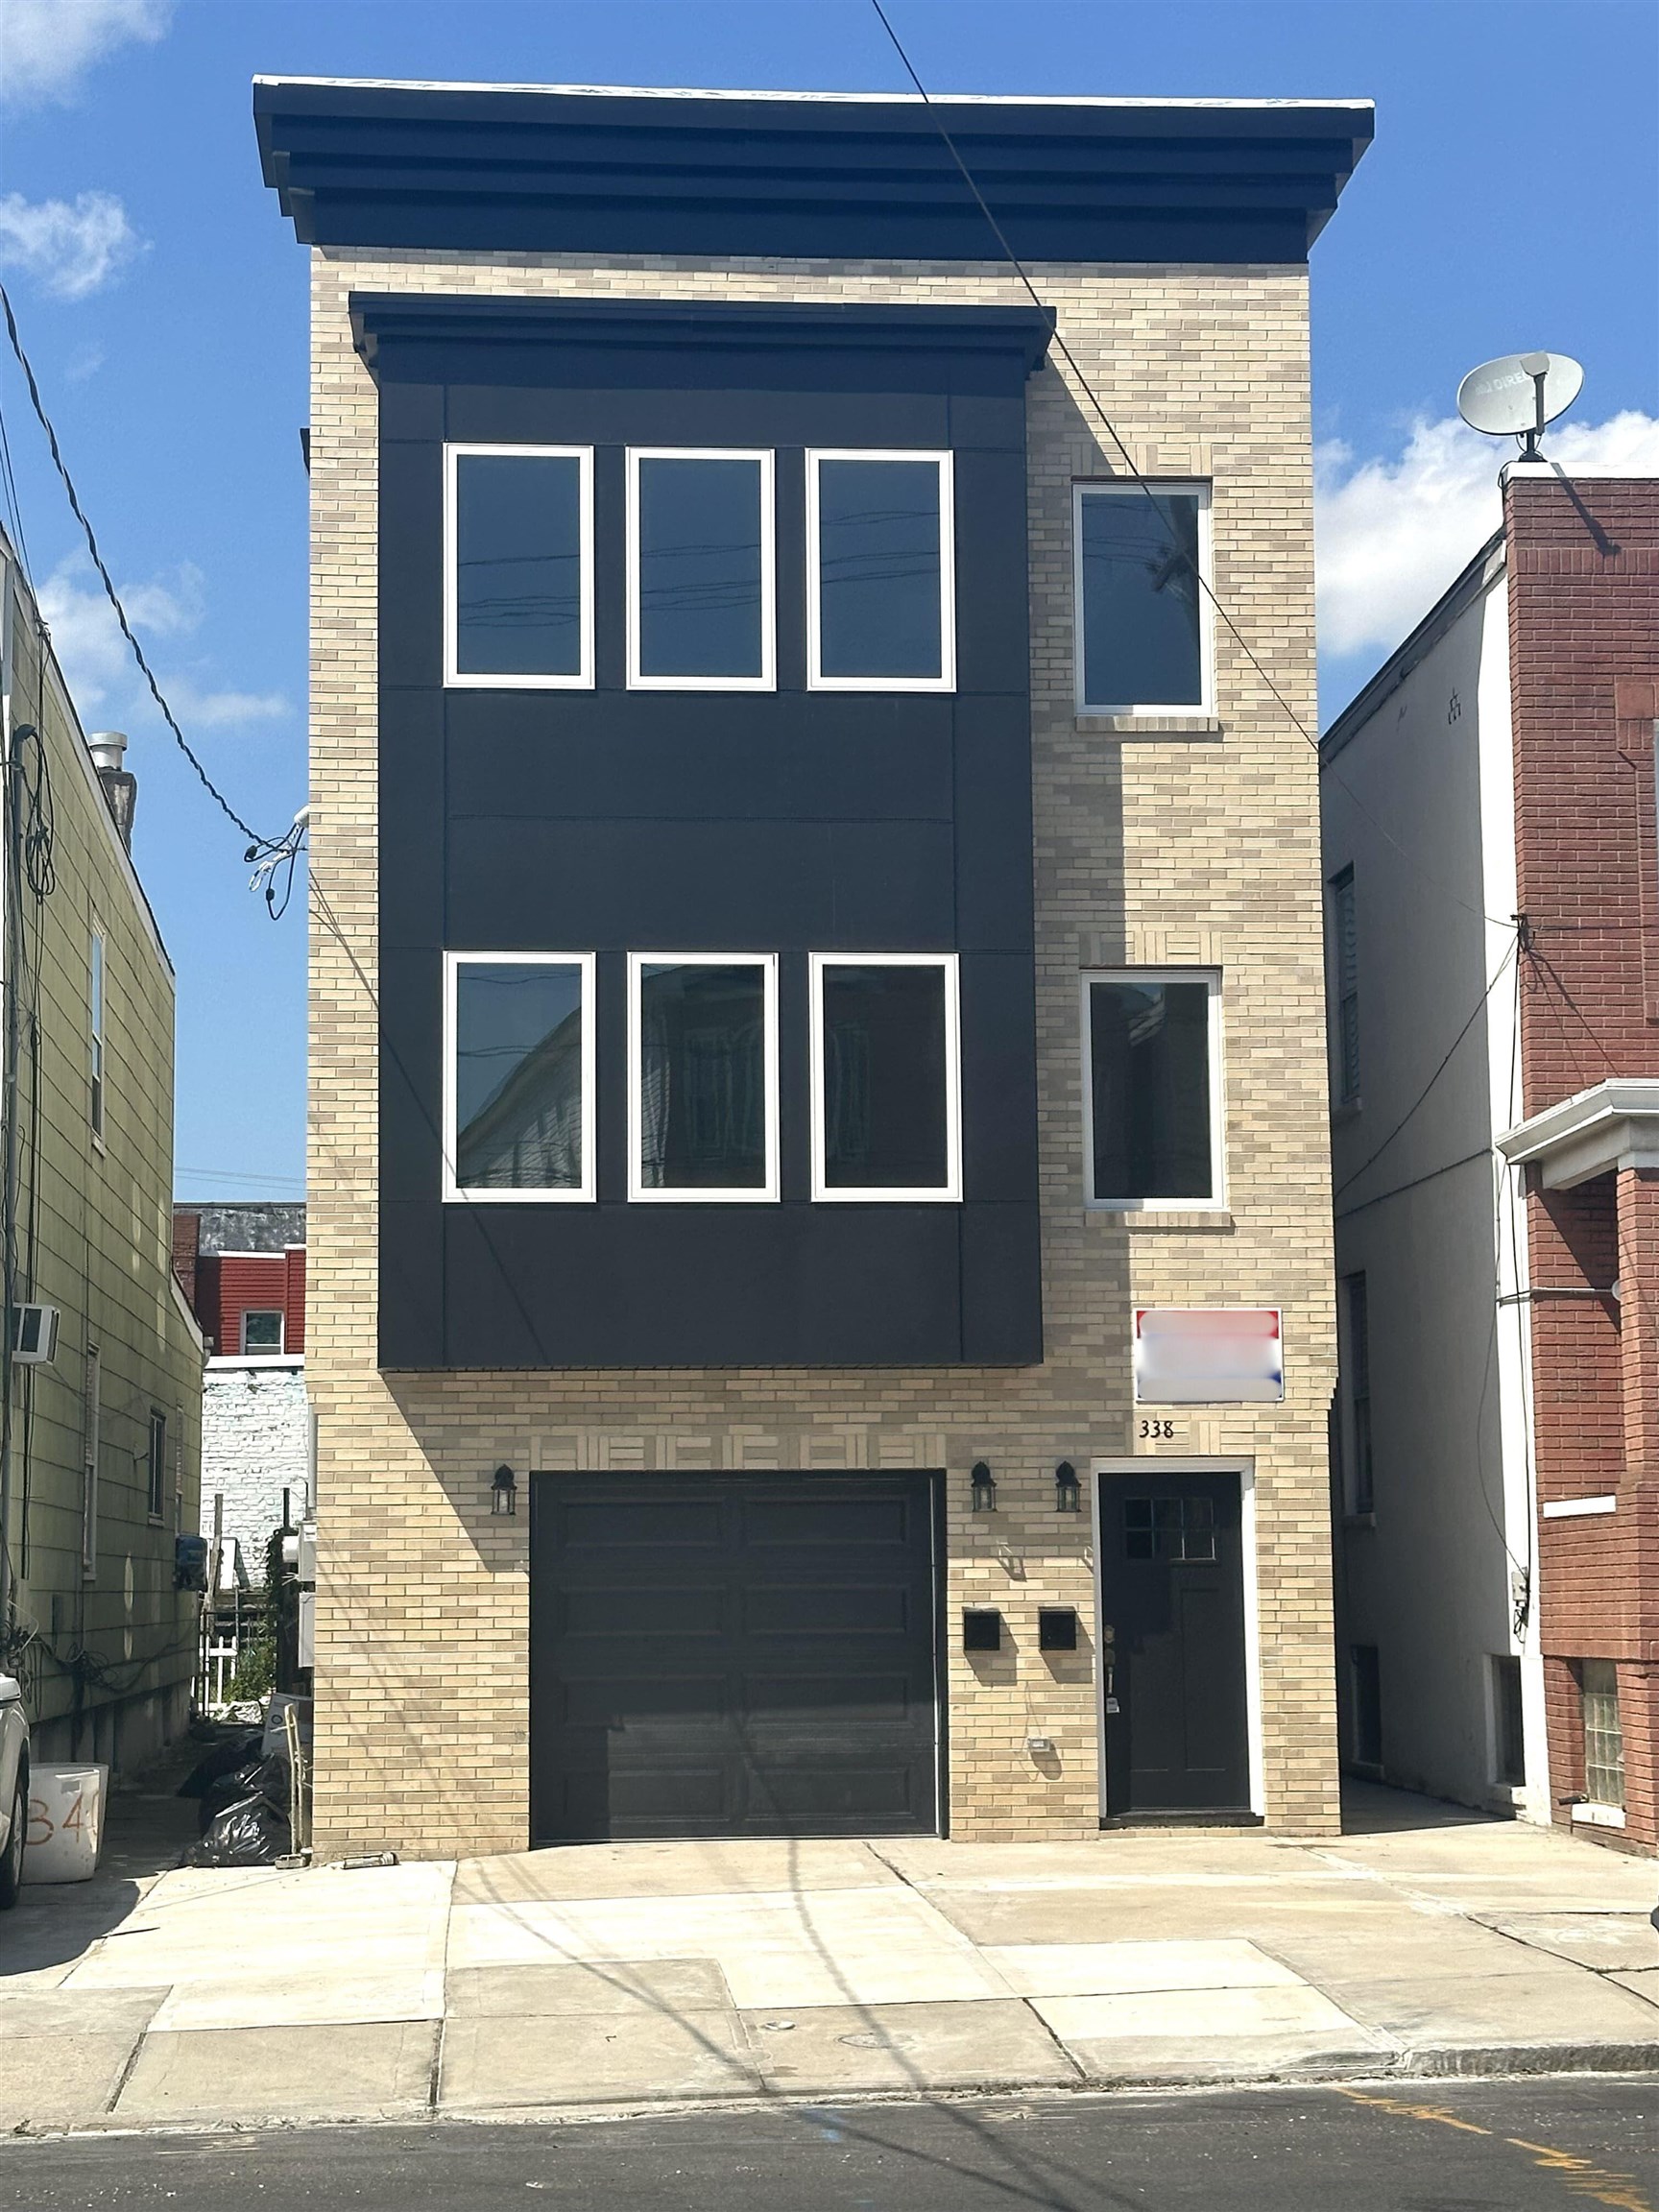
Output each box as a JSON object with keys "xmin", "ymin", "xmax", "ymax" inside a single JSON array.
[{"xmin": 11, "ymin": 1305, "xmax": 60, "ymax": 1364}]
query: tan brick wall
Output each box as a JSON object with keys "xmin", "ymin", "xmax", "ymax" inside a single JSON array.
[{"xmin": 305, "ymin": 247, "xmax": 1337, "ymax": 1857}]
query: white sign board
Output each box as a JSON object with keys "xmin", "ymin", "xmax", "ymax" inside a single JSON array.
[{"xmin": 1134, "ymin": 1307, "xmax": 1284, "ymax": 1404}]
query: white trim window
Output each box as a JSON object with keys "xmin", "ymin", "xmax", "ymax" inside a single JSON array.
[
  {"xmin": 1073, "ymin": 480, "xmax": 1214, "ymax": 715},
  {"xmin": 444, "ymin": 444, "xmax": 594, "ymax": 688},
  {"xmin": 1082, "ymin": 970, "xmax": 1224, "ymax": 1209},
  {"xmin": 626, "ymin": 448, "xmax": 775, "ymax": 690},
  {"xmin": 240, "ymin": 1309, "xmax": 285, "ymax": 1356},
  {"xmin": 89, "ymin": 925, "xmax": 107, "ymax": 1142},
  {"xmin": 628, "ymin": 953, "xmax": 779, "ymax": 1203},
  {"xmin": 443, "ymin": 952, "xmax": 596, "ymax": 1203},
  {"xmin": 809, "ymin": 953, "xmax": 962, "ymax": 1202},
  {"xmin": 806, "ymin": 449, "xmax": 955, "ymax": 691}
]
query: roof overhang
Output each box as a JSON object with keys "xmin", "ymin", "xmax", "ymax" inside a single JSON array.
[
  {"xmin": 1497, "ymin": 1078, "xmax": 1659, "ymax": 1190},
  {"xmin": 253, "ymin": 77, "xmax": 1374, "ymax": 266}
]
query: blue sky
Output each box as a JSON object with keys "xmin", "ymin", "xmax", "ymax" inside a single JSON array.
[{"xmin": 0, "ymin": 0, "xmax": 1654, "ymax": 1200}]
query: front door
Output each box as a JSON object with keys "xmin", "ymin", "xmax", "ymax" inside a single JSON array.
[{"xmin": 1096, "ymin": 1468, "xmax": 1251, "ymax": 1818}]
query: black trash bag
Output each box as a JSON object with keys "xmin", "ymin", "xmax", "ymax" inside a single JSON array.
[
  {"xmin": 198, "ymin": 1762, "xmax": 266, "ymax": 1835},
  {"xmin": 260, "ymin": 1746, "xmax": 292, "ymax": 1815},
  {"xmin": 177, "ymin": 1731, "xmax": 263, "ymax": 1800},
  {"xmin": 181, "ymin": 1791, "xmax": 292, "ymax": 1867}
]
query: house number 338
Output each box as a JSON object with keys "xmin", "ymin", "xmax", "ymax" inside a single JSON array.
[{"xmin": 1138, "ymin": 1419, "xmax": 1175, "ymax": 1441}]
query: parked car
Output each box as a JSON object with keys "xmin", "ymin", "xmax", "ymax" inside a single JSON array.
[{"xmin": 0, "ymin": 1671, "xmax": 29, "ymax": 1908}]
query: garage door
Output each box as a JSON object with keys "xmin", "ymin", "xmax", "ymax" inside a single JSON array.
[{"xmin": 530, "ymin": 1473, "xmax": 942, "ymax": 1842}]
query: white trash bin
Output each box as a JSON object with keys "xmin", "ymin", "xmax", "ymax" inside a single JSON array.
[{"xmin": 22, "ymin": 1763, "xmax": 108, "ymax": 1883}]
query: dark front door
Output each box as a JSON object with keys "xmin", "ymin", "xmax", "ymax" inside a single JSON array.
[
  {"xmin": 1097, "ymin": 1470, "xmax": 1251, "ymax": 1818},
  {"xmin": 531, "ymin": 1472, "xmax": 942, "ymax": 1842}
]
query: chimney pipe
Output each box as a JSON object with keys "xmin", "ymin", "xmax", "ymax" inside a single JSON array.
[{"xmin": 88, "ymin": 730, "xmax": 137, "ymax": 850}]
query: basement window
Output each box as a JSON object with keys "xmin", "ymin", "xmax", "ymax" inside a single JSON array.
[
  {"xmin": 810, "ymin": 954, "xmax": 961, "ymax": 1202},
  {"xmin": 629, "ymin": 955, "xmax": 779, "ymax": 1202},
  {"xmin": 627, "ymin": 449, "xmax": 774, "ymax": 688},
  {"xmin": 1074, "ymin": 481, "xmax": 1212, "ymax": 714},
  {"xmin": 444, "ymin": 953, "xmax": 594, "ymax": 1202},
  {"xmin": 807, "ymin": 450, "xmax": 954, "ymax": 690},
  {"xmin": 445, "ymin": 445, "xmax": 593, "ymax": 686},
  {"xmin": 1579, "ymin": 1659, "xmax": 1625, "ymax": 1813}
]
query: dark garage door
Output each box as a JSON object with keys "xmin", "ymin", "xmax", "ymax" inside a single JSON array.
[{"xmin": 531, "ymin": 1473, "xmax": 942, "ymax": 1842}]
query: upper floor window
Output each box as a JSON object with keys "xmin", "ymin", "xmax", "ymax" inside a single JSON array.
[
  {"xmin": 241, "ymin": 1310, "xmax": 285, "ymax": 1355},
  {"xmin": 627, "ymin": 449, "xmax": 774, "ymax": 689},
  {"xmin": 629, "ymin": 954, "xmax": 779, "ymax": 1203},
  {"xmin": 807, "ymin": 450, "xmax": 954, "ymax": 691},
  {"xmin": 1074, "ymin": 481, "xmax": 1212, "ymax": 714},
  {"xmin": 444, "ymin": 952, "xmax": 594, "ymax": 1202},
  {"xmin": 147, "ymin": 1409, "xmax": 167, "ymax": 1520},
  {"xmin": 1083, "ymin": 970, "xmax": 1222, "ymax": 1208},
  {"xmin": 89, "ymin": 926, "xmax": 107, "ymax": 1142},
  {"xmin": 1329, "ymin": 865, "xmax": 1359, "ymax": 1105},
  {"xmin": 445, "ymin": 445, "xmax": 593, "ymax": 687},
  {"xmin": 810, "ymin": 954, "xmax": 962, "ymax": 1202}
]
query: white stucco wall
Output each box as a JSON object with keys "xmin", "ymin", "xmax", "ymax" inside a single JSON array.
[{"xmin": 200, "ymin": 1358, "xmax": 311, "ymax": 1582}]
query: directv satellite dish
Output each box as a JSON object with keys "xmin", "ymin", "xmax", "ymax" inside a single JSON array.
[{"xmin": 1456, "ymin": 350, "xmax": 1583, "ymax": 462}]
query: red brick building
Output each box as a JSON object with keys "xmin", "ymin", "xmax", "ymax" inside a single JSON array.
[{"xmin": 174, "ymin": 1204, "xmax": 306, "ymax": 1358}]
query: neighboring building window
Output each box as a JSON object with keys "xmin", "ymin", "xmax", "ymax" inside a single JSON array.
[
  {"xmin": 1580, "ymin": 1660, "xmax": 1625, "ymax": 1810},
  {"xmin": 809, "ymin": 954, "xmax": 961, "ymax": 1202},
  {"xmin": 89, "ymin": 926, "xmax": 107, "ymax": 1141},
  {"xmin": 1074, "ymin": 481, "xmax": 1211, "ymax": 713},
  {"xmin": 444, "ymin": 445, "xmax": 593, "ymax": 687},
  {"xmin": 82, "ymin": 1344, "xmax": 100, "ymax": 1578},
  {"xmin": 1082, "ymin": 971, "xmax": 1222, "ymax": 1208},
  {"xmin": 1350, "ymin": 1644, "xmax": 1382, "ymax": 1770},
  {"xmin": 241, "ymin": 1310, "xmax": 284, "ymax": 1355},
  {"xmin": 627, "ymin": 448, "xmax": 774, "ymax": 689},
  {"xmin": 147, "ymin": 1409, "xmax": 167, "ymax": 1520},
  {"xmin": 444, "ymin": 953, "xmax": 594, "ymax": 1202},
  {"xmin": 806, "ymin": 450, "xmax": 954, "ymax": 690},
  {"xmin": 629, "ymin": 954, "xmax": 779, "ymax": 1202},
  {"xmin": 1493, "ymin": 1654, "xmax": 1526, "ymax": 1787},
  {"xmin": 1340, "ymin": 1272, "xmax": 1374, "ymax": 1517},
  {"xmin": 1330, "ymin": 866, "xmax": 1359, "ymax": 1105}
]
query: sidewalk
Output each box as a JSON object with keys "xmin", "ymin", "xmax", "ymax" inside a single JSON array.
[{"xmin": 4, "ymin": 1785, "xmax": 1658, "ymax": 2135}]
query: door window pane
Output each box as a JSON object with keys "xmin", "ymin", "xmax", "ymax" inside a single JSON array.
[
  {"xmin": 819, "ymin": 962, "xmax": 952, "ymax": 1193},
  {"xmin": 814, "ymin": 455, "xmax": 947, "ymax": 683},
  {"xmin": 453, "ymin": 960, "xmax": 587, "ymax": 1192},
  {"xmin": 1088, "ymin": 976, "xmax": 1216, "ymax": 1203},
  {"xmin": 452, "ymin": 450, "xmax": 587, "ymax": 679},
  {"xmin": 637, "ymin": 962, "xmax": 769, "ymax": 1192},
  {"xmin": 1077, "ymin": 485, "xmax": 1205, "ymax": 709},
  {"xmin": 634, "ymin": 454, "xmax": 767, "ymax": 682}
]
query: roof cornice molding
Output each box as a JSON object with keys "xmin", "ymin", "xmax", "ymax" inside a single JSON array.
[{"xmin": 1498, "ymin": 1078, "xmax": 1659, "ymax": 1190}]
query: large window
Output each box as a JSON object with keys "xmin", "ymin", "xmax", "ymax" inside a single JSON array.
[
  {"xmin": 807, "ymin": 450, "xmax": 954, "ymax": 690},
  {"xmin": 444, "ymin": 954, "xmax": 594, "ymax": 1202},
  {"xmin": 627, "ymin": 449, "xmax": 774, "ymax": 688},
  {"xmin": 1083, "ymin": 972, "xmax": 1222, "ymax": 1208},
  {"xmin": 1330, "ymin": 866, "xmax": 1359, "ymax": 1106},
  {"xmin": 445, "ymin": 445, "xmax": 593, "ymax": 686},
  {"xmin": 810, "ymin": 954, "xmax": 961, "ymax": 1202},
  {"xmin": 629, "ymin": 955, "xmax": 779, "ymax": 1202},
  {"xmin": 89, "ymin": 926, "xmax": 106, "ymax": 1142},
  {"xmin": 1074, "ymin": 481, "xmax": 1212, "ymax": 714}
]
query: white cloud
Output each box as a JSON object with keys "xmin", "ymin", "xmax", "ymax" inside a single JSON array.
[
  {"xmin": 1316, "ymin": 409, "xmax": 1659, "ymax": 663},
  {"xmin": 0, "ymin": 189, "xmax": 142, "ymax": 300},
  {"xmin": 0, "ymin": 0, "xmax": 172, "ymax": 107},
  {"xmin": 36, "ymin": 556, "xmax": 288, "ymax": 734}
]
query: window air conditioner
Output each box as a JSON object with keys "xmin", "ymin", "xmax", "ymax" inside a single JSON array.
[{"xmin": 11, "ymin": 1305, "xmax": 60, "ymax": 1364}]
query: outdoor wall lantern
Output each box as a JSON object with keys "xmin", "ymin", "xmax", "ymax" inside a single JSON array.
[
  {"xmin": 970, "ymin": 1461, "xmax": 997, "ymax": 1514},
  {"xmin": 1054, "ymin": 1460, "xmax": 1082, "ymax": 1514},
  {"xmin": 490, "ymin": 1464, "xmax": 517, "ymax": 1518}
]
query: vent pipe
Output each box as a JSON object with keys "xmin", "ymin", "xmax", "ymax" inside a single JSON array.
[{"xmin": 88, "ymin": 731, "xmax": 137, "ymax": 850}]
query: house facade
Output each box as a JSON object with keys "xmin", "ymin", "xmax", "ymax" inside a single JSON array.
[
  {"xmin": 1322, "ymin": 468, "xmax": 1659, "ymax": 1852},
  {"xmin": 1, "ymin": 527, "xmax": 204, "ymax": 1773},
  {"xmin": 258, "ymin": 78, "xmax": 1371, "ymax": 1858}
]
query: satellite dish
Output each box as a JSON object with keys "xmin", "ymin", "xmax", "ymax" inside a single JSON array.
[{"xmin": 1456, "ymin": 350, "xmax": 1583, "ymax": 460}]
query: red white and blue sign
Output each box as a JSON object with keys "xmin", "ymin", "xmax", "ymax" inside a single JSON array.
[{"xmin": 1134, "ymin": 1307, "xmax": 1284, "ymax": 1404}]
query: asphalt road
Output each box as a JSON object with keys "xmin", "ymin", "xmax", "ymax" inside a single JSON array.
[{"xmin": 2, "ymin": 2079, "xmax": 1655, "ymax": 2210}]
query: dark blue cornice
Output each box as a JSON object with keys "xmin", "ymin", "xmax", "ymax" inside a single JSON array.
[{"xmin": 255, "ymin": 80, "xmax": 1373, "ymax": 266}]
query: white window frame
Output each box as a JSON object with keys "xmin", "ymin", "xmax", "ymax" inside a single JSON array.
[
  {"xmin": 239, "ymin": 1310, "xmax": 286, "ymax": 1357},
  {"xmin": 442, "ymin": 951, "xmax": 597, "ymax": 1204},
  {"xmin": 627, "ymin": 952, "xmax": 780, "ymax": 1205},
  {"xmin": 808, "ymin": 952, "xmax": 962, "ymax": 1203},
  {"xmin": 443, "ymin": 444, "xmax": 594, "ymax": 690},
  {"xmin": 1072, "ymin": 479, "xmax": 1214, "ymax": 716},
  {"xmin": 805, "ymin": 448, "xmax": 956, "ymax": 693},
  {"xmin": 1080, "ymin": 969, "xmax": 1225, "ymax": 1212},
  {"xmin": 626, "ymin": 447, "xmax": 776, "ymax": 692},
  {"xmin": 89, "ymin": 924, "xmax": 107, "ymax": 1146}
]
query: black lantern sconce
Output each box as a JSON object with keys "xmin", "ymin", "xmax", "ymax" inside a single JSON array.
[
  {"xmin": 490, "ymin": 1463, "xmax": 518, "ymax": 1518},
  {"xmin": 1054, "ymin": 1460, "xmax": 1082, "ymax": 1514},
  {"xmin": 970, "ymin": 1460, "xmax": 998, "ymax": 1514}
]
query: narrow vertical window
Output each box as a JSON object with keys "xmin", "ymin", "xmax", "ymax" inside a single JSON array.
[
  {"xmin": 1331, "ymin": 866, "xmax": 1359, "ymax": 1105},
  {"xmin": 629, "ymin": 955, "xmax": 778, "ymax": 1202},
  {"xmin": 1350, "ymin": 1644, "xmax": 1382, "ymax": 1770},
  {"xmin": 627, "ymin": 449, "xmax": 774, "ymax": 688},
  {"xmin": 445, "ymin": 445, "xmax": 593, "ymax": 686},
  {"xmin": 1083, "ymin": 972, "xmax": 1222, "ymax": 1207},
  {"xmin": 82, "ymin": 1343, "xmax": 100, "ymax": 1578},
  {"xmin": 1580, "ymin": 1660, "xmax": 1624, "ymax": 1810},
  {"xmin": 1493, "ymin": 1654, "xmax": 1526, "ymax": 1787},
  {"xmin": 148, "ymin": 1409, "xmax": 167, "ymax": 1520},
  {"xmin": 444, "ymin": 954, "xmax": 594, "ymax": 1202},
  {"xmin": 1341, "ymin": 1272, "xmax": 1374, "ymax": 1516},
  {"xmin": 89, "ymin": 926, "xmax": 106, "ymax": 1141},
  {"xmin": 810, "ymin": 954, "xmax": 961, "ymax": 1201},
  {"xmin": 807, "ymin": 450, "xmax": 954, "ymax": 689},
  {"xmin": 1074, "ymin": 481, "xmax": 1211, "ymax": 713}
]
